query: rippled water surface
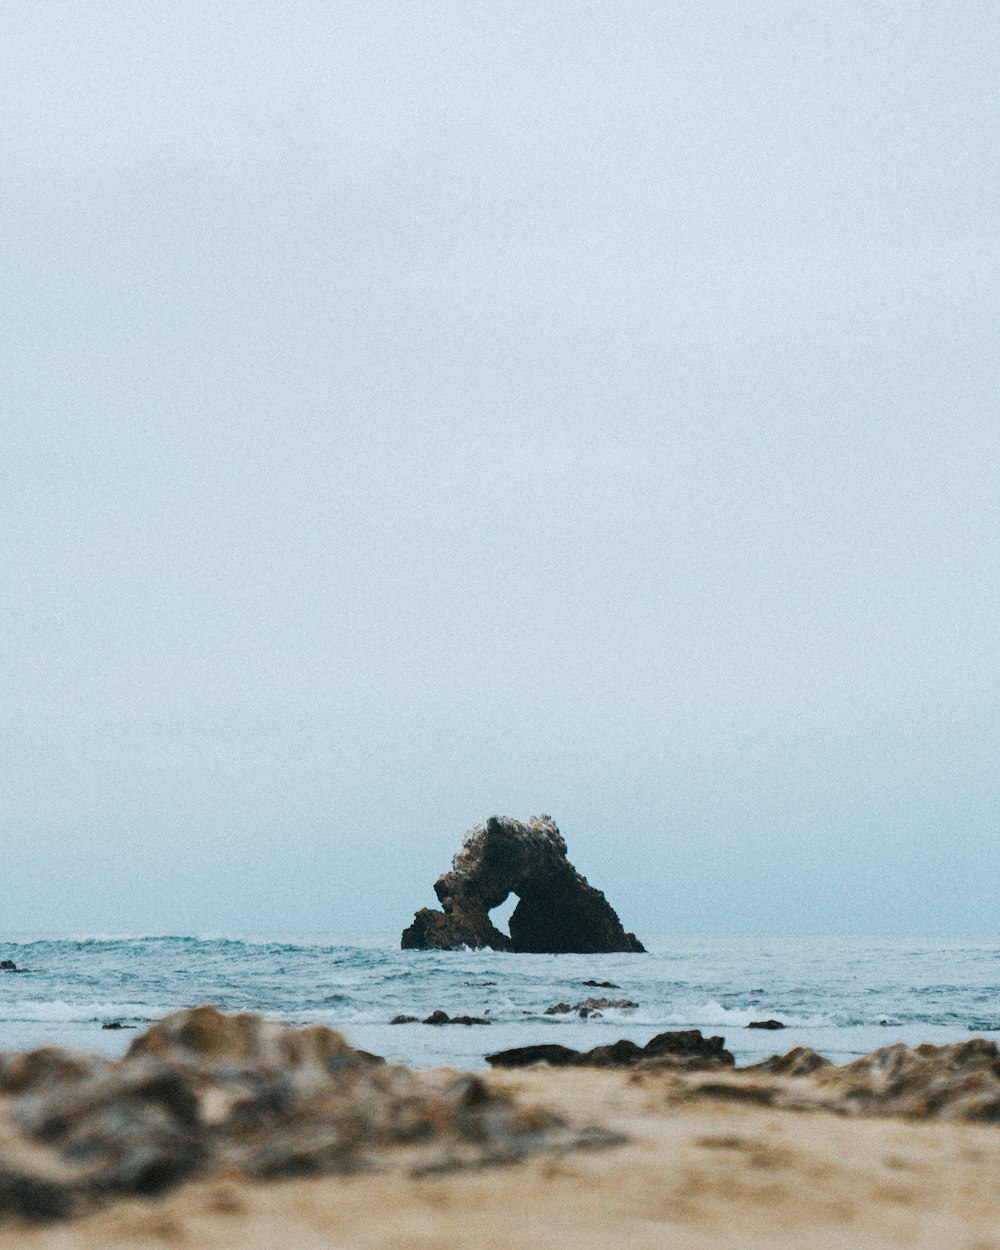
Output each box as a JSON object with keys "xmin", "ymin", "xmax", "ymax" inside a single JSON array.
[{"xmin": 2, "ymin": 933, "xmax": 999, "ymax": 1069}]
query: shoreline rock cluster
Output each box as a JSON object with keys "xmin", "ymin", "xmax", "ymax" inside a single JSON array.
[
  {"xmin": 487, "ymin": 1030, "xmax": 734, "ymax": 1070},
  {"xmin": 0, "ymin": 1007, "xmax": 613, "ymax": 1223},
  {"xmin": 7, "ymin": 1004, "xmax": 1000, "ymax": 1228},
  {"xmin": 727, "ymin": 1037, "xmax": 1000, "ymax": 1120},
  {"xmin": 485, "ymin": 1032, "xmax": 1000, "ymax": 1123},
  {"xmin": 390, "ymin": 1011, "xmax": 490, "ymax": 1026},
  {"xmin": 401, "ymin": 815, "xmax": 645, "ymax": 954}
]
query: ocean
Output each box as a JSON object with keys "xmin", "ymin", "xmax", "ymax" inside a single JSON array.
[{"xmin": 1, "ymin": 933, "xmax": 998, "ymax": 1070}]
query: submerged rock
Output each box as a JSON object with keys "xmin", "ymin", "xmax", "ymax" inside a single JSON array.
[
  {"xmin": 0, "ymin": 1006, "xmax": 612, "ymax": 1222},
  {"xmin": 486, "ymin": 1029, "xmax": 734, "ymax": 1070},
  {"xmin": 401, "ymin": 815, "xmax": 645, "ymax": 954}
]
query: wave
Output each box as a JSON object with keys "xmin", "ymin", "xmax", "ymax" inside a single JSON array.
[{"xmin": 0, "ymin": 999, "xmax": 157, "ymax": 1024}]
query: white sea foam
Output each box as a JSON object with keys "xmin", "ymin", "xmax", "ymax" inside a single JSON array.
[{"xmin": 0, "ymin": 1000, "xmax": 153, "ymax": 1024}]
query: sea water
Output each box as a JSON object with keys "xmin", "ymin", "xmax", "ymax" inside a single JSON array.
[{"xmin": 1, "ymin": 933, "xmax": 998, "ymax": 1070}]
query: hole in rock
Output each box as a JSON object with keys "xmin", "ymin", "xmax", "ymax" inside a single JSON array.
[{"xmin": 490, "ymin": 894, "xmax": 518, "ymax": 936}]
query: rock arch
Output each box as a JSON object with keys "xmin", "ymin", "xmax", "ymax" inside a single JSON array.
[{"xmin": 400, "ymin": 815, "xmax": 645, "ymax": 954}]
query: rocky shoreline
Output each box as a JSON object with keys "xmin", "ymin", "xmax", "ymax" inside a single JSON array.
[
  {"xmin": 6, "ymin": 1007, "xmax": 1000, "ymax": 1231},
  {"xmin": 0, "ymin": 1006, "xmax": 619, "ymax": 1222}
]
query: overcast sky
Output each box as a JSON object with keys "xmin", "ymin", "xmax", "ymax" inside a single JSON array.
[{"xmin": 2, "ymin": 2, "xmax": 998, "ymax": 935}]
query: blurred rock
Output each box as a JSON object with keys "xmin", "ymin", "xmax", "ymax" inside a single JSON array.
[
  {"xmin": 744, "ymin": 1047, "xmax": 832, "ymax": 1076},
  {"xmin": 0, "ymin": 1006, "xmax": 605, "ymax": 1223},
  {"xmin": 698, "ymin": 1038, "xmax": 1000, "ymax": 1121},
  {"xmin": 813, "ymin": 1038, "xmax": 1000, "ymax": 1119}
]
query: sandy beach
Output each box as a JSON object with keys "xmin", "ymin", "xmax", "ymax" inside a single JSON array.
[{"xmin": 5, "ymin": 1060, "xmax": 1000, "ymax": 1250}]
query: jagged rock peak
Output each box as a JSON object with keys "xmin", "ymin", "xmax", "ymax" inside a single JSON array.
[{"xmin": 400, "ymin": 815, "xmax": 645, "ymax": 954}]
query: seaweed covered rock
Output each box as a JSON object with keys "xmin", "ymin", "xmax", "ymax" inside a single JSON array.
[{"xmin": 401, "ymin": 815, "xmax": 645, "ymax": 954}]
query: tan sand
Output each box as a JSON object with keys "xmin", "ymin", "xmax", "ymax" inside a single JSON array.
[{"xmin": 5, "ymin": 1065, "xmax": 1000, "ymax": 1250}]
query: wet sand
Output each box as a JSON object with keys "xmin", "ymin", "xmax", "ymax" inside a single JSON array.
[{"xmin": 6, "ymin": 1065, "xmax": 1000, "ymax": 1250}]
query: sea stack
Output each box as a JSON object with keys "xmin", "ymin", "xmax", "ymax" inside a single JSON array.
[{"xmin": 401, "ymin": 815, "xmax": 645, "ymax": 954}]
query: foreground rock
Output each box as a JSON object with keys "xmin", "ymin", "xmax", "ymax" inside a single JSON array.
[
  {"xmin": 487, "ymin": 1030, "xmax": 734, "ymax": 1070},
  {"xmin": 688, "ymin": 1038, "xmax": 1000, "ymax": 1121},
  {"xmin": 744, "ymin": 1046, "xmax": 833, "ymax": 1077},
  {"xmin": 813, "ymin": 1038, "xmax": 1000, "ymax": 1118},
  {"xmin": 401, "ymin": 815, "xmax": 645, "ymax": 953},
  {"xmin": 19, "ymin": 1055, "xmax": 1000, "ymax": 1250},
  {"xmin": 486, "ymin": 1032, "xmax": 1000, "ymax": 1123},
  {"xmin": 0, "ymin": 1006, "xmax": 616, "ymax": 1222}
]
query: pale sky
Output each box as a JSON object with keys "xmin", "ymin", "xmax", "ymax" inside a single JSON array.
[{"xmin": 2, "ymin": 2, "xmax": 998, "ymax": 934}]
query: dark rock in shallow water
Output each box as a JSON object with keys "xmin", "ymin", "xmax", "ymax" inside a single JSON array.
[
  {"xmin": 101, "ymin": 1021, "xmax": 136, "ymax": 1031},
  {"xmin": 485, "ymin": 1044, "xmax": 582, "ymax": 1068},
  {"xmin": 747, "ymin": 1019, "xmax": 786, "ymax": 1030},
  {"xmin": 0, "ymin": 960, "xmax": 19, "ymax": 972},
  {"xmin": 643, "ymin": 1031, "xmax": 734, "ymax": 1065},
  {"xmin": 545, "ymin": 997, "xmax": 638, "ymax": 1017},
  {"xmin": 391, "ymin": 1012, "xmax": 490, "ymax": 1026},
  {"xmin": 582, "ymin": 979, "xmax": 619, "ymax": 989},
  {"xmin": 423, "ymin": 1011, "xmax": 490, "ymax": 1026},
  {"xmin": 486, "ymin": 1029, "xmax": 734, "ymax": 1070},
  {"xmin": 400, "ymin": 815, "xmax": 645, "ymax": 954}
]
